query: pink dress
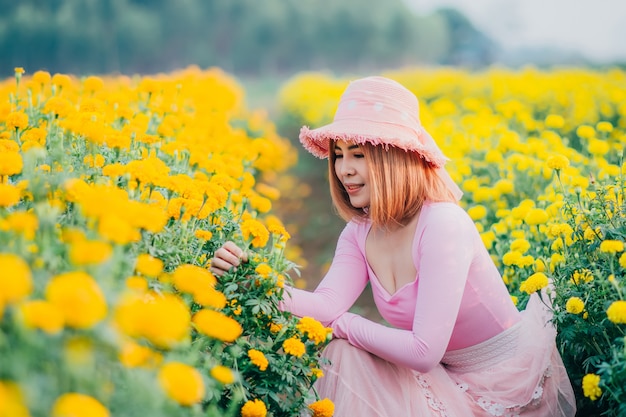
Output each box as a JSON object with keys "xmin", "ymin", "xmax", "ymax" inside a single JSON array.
[{"xmin": 281, "ymin": 202, "xmax": 576, "ymax": 417}]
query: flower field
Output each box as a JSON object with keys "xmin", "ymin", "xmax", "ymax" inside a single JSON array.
[
  {"xmin": 0, "ymin": 67, "xmax": 332, "ymax": 417},
  {"xmin": 1, "ymin": 65, "xmax": 626, "ymax": 416}
]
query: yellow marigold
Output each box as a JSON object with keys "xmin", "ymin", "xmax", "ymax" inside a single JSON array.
[
  {"xmin": 544, "ymin": 114, "xmax": 565, "ymax": 129},
  {"xmin": 546, "ymin": 154, "xmax": 569, "ymax": 170},
  {"xmin": 297, "ymin": 316, "xmax": 331, "ymax": 345},
  {"xmin": 0, "ymin": 151, "xmax": 23, "ymax": 176},
  {"xmin": 119, "ymin": 340, "xmax": 162, "ymax": 368},
  {"xmin": 172, "ymin": 264, "xmax": 216, "ymax": 294},
  {"xmin": 576, "ymin": 125, "xmax": 596, "ymax": 139},
  {"xmin": 98, "ymin": 215, "xmax": 140, "ymax": 245},
  {"xmin": 582, "ymin": 373, "xmax": 602, "ymax": 401},
  {"xmin": 0, "ymin": 253, "xmax": 33, "ymax": 304},
  {"xmin": 210, "ymin": 365, "xmax": 235, "ymax": 384},
  {"xmin": 310, "ymin": 367, "xmax": 324, "ymax": 378},
  {"xmin": 308, "ymin": 398, "xmax": 335, "ymax": 417},
  {"xmin": 467, "ymin": 205, "xmax": 487, "ymax": 221},
  {"xmin": 192, "ymin": 286, "xmax": 227, "ymax": 309},
  {"xmin": 600, "ymin": 240, "xmax": 624, "ymax": 254},
  {"xmin": 606, "ymin": 300, "xmax": 626, "ymax": 324},
  {"xmin": 33, "ymin": 70, "xmax": 51, "ymax": 84},
  {"xmin": 0, "ymin": 380, "xmax": 30, "ymax": 417},
  {"xmin": 115, "ymin": 292, "xmax": 190, "ymax": 349},
  {"xmin": 44, "ymin": 96, "xmax": 73, "ymax": 117},
  {"xmin": 519, "ymin": 272, "xmax": 549, "ymax": 295},
  {"xmin": 51, "ymin": 73, "xmax": 72, "ymax": 89},
  {"xmin": 283, "ymin": 337, "xmax": 306, "ymax": 358},
  {"xmin": 510, "ymin": 295, "xmax": 518, "ymax": 306},
  {"xmin": 5, "ymin": 211, "xmax": 38, "ymax": 240},
  {"xmin": 19, "ymin": 299, "xmax": 64, "ymax": 334},
  {"xmin": 52, "ymin": 393, "xmax": 109, "ymax": 417},
  {"xmin": 46, "ymin": 271, "xmax": 108, "ymax": 329},
  {"xmin": 619, "ymin": 253, "xmax": 626, "ymax": 269},
  {"xmin": 502, "ymin": 251, "xmax": 522, "ymax": 266},
  {"xmin": 158, "ymin": 362, "xmax": 205, "ymax": 406},
  {"xmin": 588, "ymin": 138, "xmax": 609, "ymax": 156},
  {"xmin": 596, "ymin": 121, "xmax": 613, "ymax": 133},
  {"xmin": 565, "ymin": 297, "xmax": 585, "ymax": 314},
  {"xmin": 241, "ymin": 399, "xmax": 267, "ymax": 417},
  {"xmin": 192, "ymin": 309, "xmax": 242, "ymax": 342},
  {"xmin": 248, "ymin": 349, "xmax": 269, "ymax": 371},
  {"xmin": 83, "ymin": 75, "xmax": 104, "ymax": 92},
  {"xmin": 269, "ymin": 322, "xmax": 282, "ymax": 333},
  {"xmin": 194, "ymin": 229, "xmax": 213, "ymax": 240},
  {"xmin": 510, "ymin": 238, "xmax": 530, "ymax": 254},
  {"xmin": 0, "ymin": 183, "xmax": 20, "ymax": 207},
  {"xmin": 241, "ymin": 218, "xmax": 270, "ymax": 248},
  {"xmin": 69, "ymin": 240, "xmax": 112, "ymax": 265},
  {"xmin": 6, "ymin": 111, "xmax": 28, "ymax": 130},
  {"xmin": 524, "ymin": 208, "xmax": 549, "ymax": 226},
  {"xmin": 255, "ymin": 263, "xmax": 273, "ymax": 278},
  {"xmin": 135, "ymin": 254, "xmax": 164, "ymax": 277},
  {"xmin": 125, "ymin": 276, "xmax": 148, "ymax": 292}
]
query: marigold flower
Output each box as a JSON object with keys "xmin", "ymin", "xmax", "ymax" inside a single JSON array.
[
  {"xmin": 546, "ymin": 154, "xmax": 569, "ymax": 171},
  {"xmin": 565, "ymin": 297, "xmax": 585, "ymax": 315},
  {"xmin": 135, "ymin": 254, "xmax": 164, "ymax": 277},
  {"xmin": 172, "ymin": 264, "xmax": 216, "ymax": 294},
  {"xmin": 0, "ymin": 380, "xmax": 30, "ymax": 416},
  {"xmin": 119, "ymin": 340, "xmax": 161, "ymax": 368},
  {"xmin": 467, "ymin": 205, "xmax": 487, "ymax": 221},
  {"xmin": 83, "ymin": 75, "xmax": 104, "ymax": 92},
  {"xmin": 210, "ymin": 365, "xmax": 235, "ymax": 384},
  {"xmin": 255, "ymin": 263, "xmax": 273, "ymax": 278},
  {"xmin": 115, "ymin": 292, "xmax": 190, "ymax": 349},
  {"xmin": 45, "ymin": 271, "xmax": 108, "ymax": 329},
  {"xmin": 599, "ymin": 240, "xmax": 624, "ymax": 254},
  {"xmin": 0, "ymin": 151, "xmax": 23, "ymax": 176},
  {"xmin": 283, "ymin": 337, "xmax": 306, "ymax": 358},
  {"xmin": 125, "ymin": 276, "xmax": 149, "ymax": 292},
  {"xmin": 596, "ymin": 121, "xmax": 613, "ymax": 133},
  {"xmin": 0, "ymin": 253, "xmax": 33, "ymax": 304},
  {"xmin": 6, "ymin": 111, "xmax": 28, "ymax": 130},
  {"xmin": 606, "ymin": 300, "xmax": 626, "ymax": 324},
  {"xmin": 5, "ymin": 211, "xmax": 38, "ymax": 240},
  {"xmin": 241, "ymin": 217, "xmax": 270, "ymax": 248},
  {"xmin": 297, "ymin": 316, "xmax": 331, "ymax": 345},
  {"xmin": 308, "ymin": 398, "xmax": 335, "ymax": 417},
  {"xmin": 51, "ymin": 73, "xmax": 72, "ymax": 89},
  {"xmin": 576, "ymin": 124, "xmax": 596, "ymax": 139},
  {"xmin": 52, "ymin": 393, "xmax": 109, "ymax": 417},
  {"xmin": 18, "ymin": 299, "xmax": 64, "ymax": 334},
  {"xmin": 524, "ymin": 208, "xmax": 549, "ymax": 226},
  {"xmin": 158, "ymin": 362, "xmax": 205, "ymax": 406},
  {"xmin": 519, "ymin": 272, "xmax": 549, "ymax": 295},
  {"xmin": 192, "ymin": 309, "xmax": 242, "ymax": 342},
  {"xmin": 582, "ymin": 373, "xmax": 602, "ymax": 401},
  {"xmin": 44, "ymin": 96, "xmax": 73, "ymax": 118},
  {"xmin": 509, "ymin": 238, "xmax": 530, "ymax": 254},
  {"xmin": 0, "ymin": 183, "xmax": 20, "ymax": 207},
  {"xmin": 248, "ymin": 349, "xmax": 269, "ymax": 371},
  {"xmin": 194, "ymin": 229, "xmax": 213, "ymax": 240},
  {"xmin": 192, "ymin": 286, "xmax": 227, "ymax": 309},
  {"xmin": 241, "ymin": 399, "xmax": 267, "ymax": 417},
  {"xmin": 33, "ymin": 70, "xmax": 51, "ymax": 84},
  {"xmin": 69, "ymin": 240, "xmax": 112, "ymax": 265},
  {"xmin": 544, "ymin": 114, "xmax": 565, "ymax": 129}
]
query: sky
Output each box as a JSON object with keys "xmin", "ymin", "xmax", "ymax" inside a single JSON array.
[{"xmin": 405, "ymin": 0, "xmax": 626, "ymax": 63}]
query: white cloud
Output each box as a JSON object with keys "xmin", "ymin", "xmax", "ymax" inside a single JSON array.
[{"xmin": 404, "ymin": 0, "xmax": 626, "ymax": 62}]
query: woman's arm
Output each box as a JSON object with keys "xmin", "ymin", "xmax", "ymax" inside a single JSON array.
[{"xmin": 280, "ymin": 222, "xmax": 370, "ymax": 325}]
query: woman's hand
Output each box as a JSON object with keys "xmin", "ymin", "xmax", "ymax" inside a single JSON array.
[{"xmin": 210, "ymin": 241, "xmax": 248, "ymax": 276}]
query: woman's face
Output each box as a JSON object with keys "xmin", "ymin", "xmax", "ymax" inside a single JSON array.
[{"xmin": 333, "ymin": 140, "xmax": 371, "ymax": 208}]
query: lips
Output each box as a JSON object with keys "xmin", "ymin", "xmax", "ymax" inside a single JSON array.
[{"xmin": 344, "ymin": 184, "xmax": 363, "ymax": 194}]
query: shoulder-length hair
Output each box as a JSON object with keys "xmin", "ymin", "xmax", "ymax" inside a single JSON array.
[{"xmin": 328, "ymin": 141, "xmax": 457, "ymax": 228}]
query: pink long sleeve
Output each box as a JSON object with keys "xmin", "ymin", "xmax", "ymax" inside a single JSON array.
[{"xmin": 280, "ymin": 222, "xmax": 370, "ymax": 326}]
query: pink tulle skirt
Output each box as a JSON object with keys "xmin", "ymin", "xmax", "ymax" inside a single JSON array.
[{"xmin": 313, "ymin": 294, "xmax": 576, "ymax": 416}]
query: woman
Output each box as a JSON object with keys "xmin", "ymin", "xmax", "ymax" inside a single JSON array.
[{"xmin": 211, "ymin": 76, "xmax": 576, "ymax": 416}]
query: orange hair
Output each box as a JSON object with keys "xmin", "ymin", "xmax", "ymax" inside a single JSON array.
[{"xmin": 328, "ymin": 142, "xmax": 456, "ymax": 228}]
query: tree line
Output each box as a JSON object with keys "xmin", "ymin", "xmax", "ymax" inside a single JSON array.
[{"xmin": 0, "ymin": 0, "xmax": 496, "ymax": 77}]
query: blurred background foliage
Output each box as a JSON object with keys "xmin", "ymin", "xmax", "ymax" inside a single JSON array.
[{"xmin": 1, "ymin": 0, "xmax": 496, "ymax": 77}]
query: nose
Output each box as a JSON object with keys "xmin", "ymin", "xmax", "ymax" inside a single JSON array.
[{"xmin": 338, "ymin": 157, "xmax": 355, "ymax": 177}]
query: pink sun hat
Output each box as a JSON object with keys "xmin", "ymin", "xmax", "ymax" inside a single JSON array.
[
  {"xmin": 299, "ymin": 76, "xmax": 448, "ymax": 168},
  {"xmin": 299, "ymin": 76, "xmax": 463, "ymax": 201}
]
